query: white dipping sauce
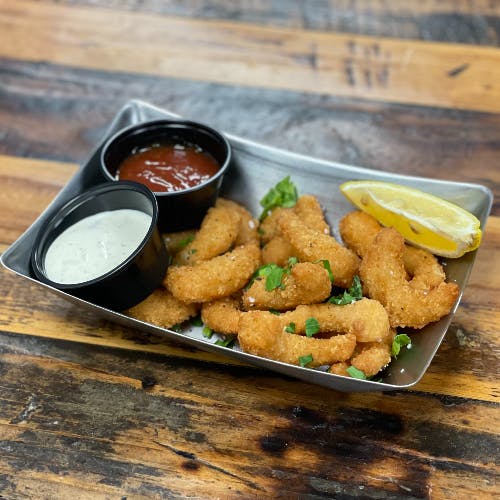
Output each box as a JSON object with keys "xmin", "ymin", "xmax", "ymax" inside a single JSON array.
[{"xmin": 44, "ymin": 209, "xmax": 152, "ymax": 284}]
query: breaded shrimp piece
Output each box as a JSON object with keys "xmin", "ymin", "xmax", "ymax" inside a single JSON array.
[
  {"xmin": 173, "ymin": 205, "xmax": 241, "ymax": 265},
  {"xmin": 278, "ymin": 211, "xmax": 359, "ymax": 288},
  {"xmin": 360, "ymin": 228, "xmax": 460, "ymax": 329},
  {"xmin": 126, "ymin": 287, "xmax": 198, "ymax": 329},
  {"xmin": 261, "ymin": 236, "xmax": 296, "ymax": 266},
  {"xmin": 201, "ymin": 297, "xmax": 242, "ymax": 336},
  {"xmin": 339, "ymin": 211, "xmax": 381, "ymax": 257},
  {"xmin": 259, "ymin": 207, "xmax": 287, "ymax": 244},
  {"xmin": 165, "ymin": 243, "xmax": 261, "ymax": 303},
  {"xmin": 328, "ymin": 362, "xmax": 349, "ymax": 376},
  {"xmin": 340, "ymin": 211, "xmax": 446, "ymax": 289},
  {"xmin": 242, "ymin": 262, "xmax": 331, "ymax": 311},
  {"xmin": 162, "ymin": 229, "xmax": 197, "ymax": 256},
  {"xmin": 294, "ymin": 194, "xmax": 330, "ymax": 235},
  {"xmin": 351, "ymin": 342, "xmax": 391, "ymax": 377},
  {"xmin": 216, "ymin": 198, "xmax": 259, "ymax": 245},
  {"xmin": 238, "ymin": 311, "xmax": 357, "ymax": 367},
  {"xmin": 279, "ymin": 299, "xmax": 391, "ymax": 343}
]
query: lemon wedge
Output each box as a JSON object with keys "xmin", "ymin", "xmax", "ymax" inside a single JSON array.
[{"xmin": 340, "ymin": 180, "xmax": 482, "ymax": 258}]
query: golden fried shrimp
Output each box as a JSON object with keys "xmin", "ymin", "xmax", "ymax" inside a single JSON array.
[
  {"xmin": 278, "ymin": 299, "xmax": 391, "ymax": 343},
  {"xmin": 360, "ymin": 228, "xmax": 460, "ymax": 329},
  {"xmin": 173, "ymin": 205, "xmax": 241, "ymax": 265},
  {"xmin": 259, "ymin": 207, "xmax": 287, "ymax": 244},
  {"xmin": 339, "ymin": 211, "xmax": 381, "ymax": 257},
  {"xmin": 294, "ymin": 194, "xmax": 330, "ymax": 235},
  {"xmin": 126, "ymin": 287, "xmax": 198, "ymax": 329},
  {"xmin": 261, "ymin": 236, "xmax": 296, "ymax": 266},
  {"xmin": 242, "ymin": 262, "xmax": 331, "ymax": 311},
  {"xmin": 201, "ymin": 297, "xmax": 242, "ymax": 335},
  {"xmin": 216, "ymin": 198, "xmax": 259, "ymax": 245},
  {"xmin": 238, "ymin": 311, "xmax": 357, "ymax": 367},
  {"xmin": 340, "ymin": 211, "xmax": 446, "ymax": 290},
  {"xmin": 278, "ymin": 210, "xmax": 360, "ymax": 288},
  {"xmin": 328, "ymin": 362, "xmax": 349, "ymax": 376},
  {"xmin": 165, "ymin": 243, "xmax": 261, "ymax": 303},
  {"xmin": 350, "ymin": 342, "xmax": 391, "ymax": 377},
  {"xmin": 162, "ymin": 229, "xmax": 197, "ymax": 256}
]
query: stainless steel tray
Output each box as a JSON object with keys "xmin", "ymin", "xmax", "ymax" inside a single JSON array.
[{"xmin": 1, "ymin": 100, "xmax": 493, "ymax": 392}]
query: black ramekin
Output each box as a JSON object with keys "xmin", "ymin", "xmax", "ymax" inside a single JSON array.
[
  {"xmin": 100, "ymin": 119, "xmax": 232, "ymax": 232},
  {"xmin": 31, "ymin": 181, "xmax": 168, "ymax": 311}
]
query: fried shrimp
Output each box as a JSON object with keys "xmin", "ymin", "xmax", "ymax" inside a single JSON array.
[
  {"xmin": 126, "ymin": 287, "xmax": 198, "ymax": 329},
  {"xmin": 201, "ymin": 296, "xmax": 243, "ymax": 335},
  {"xmin": 294, "ymin": 194, "xmax": 330, "ymax": 235},
  {"xmin": 216, "ymin": 198, "xmax": 259, "ymax": 245},
  {"xmin": 278, "ymin": 299, "xmax": 391, "ymax": 343},
  {"xmin": 238, "ymin": 311, "xmax": 357, "ymax": 367},
  {"xmin": 350, "ymin": 343, "xmax": 391, "ymax": 377},
  {"xmin": 278, "ymin": 211, "xmax": 359, "ymax": 288},
  {"xmin": 340, "ymin": 210, "xmax": 446, "ymax": 289},
  {"xmin": 165, "ymin": 242, "xmax": 261, "ymax": 303},
  {"xmin": 173, "ymin": 205, "xmax": 241, "ymax": 265},
  {"xmin": 261, "ymin": 235, "xmax": 295, "ymax": 266},
  {"xmin": 242, "ymin": 262, "xmax": 332, "ymax": 311},
  {"xmin": 360, "ymin": 228, "xmax": 459, "ymax": 329}
]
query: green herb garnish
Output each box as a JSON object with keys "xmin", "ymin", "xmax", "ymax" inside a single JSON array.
[
  {"xmin": 305, "ymin": 317, "xmax": 320, "ymax": 337},
  {"xmin": 215, "ymin": 337, "xmax": 235, "ymax": 348},
  {"xmin": 346, "ymin": 366, "xmax": 367, "ymax": 379},
  {"xmin": 249, "ymin": 258, "xmax": 297, "ymax": 292},
  {"xmin": 202, "ymin": 326, "xmax": 213, "ymax": 339},
  {"xmin": 178, "ymin": 234, "xmax": 195, "ymax": 248},
  {"xmin": 191, "ymin": 316, "xmax": 203, "ymax": 327},
  {"xmin": 259, "ymin": 176, "xmax": 298, "ymax": 221},
  {"xmin": 316, "ymin": 259, "xmax": 334, "ymax": 282},
  {"xmin": 299, "ymin": 354, "xmax": 313, "ymax": 367},
  {"xmin": 328, "ymin": 276, "xmax": 363, "ymax": 305},
  {"xmin": 391, "ymin": 334, "xmax": 412, "ymax": 358},
  {"xmin": 171, "ymin": 323, "xmax": 183, "ymax": 333},
  {"xmin": 285, "ymin": 322, "xmax": 296, "ymax": 333},
  {"xmin": 269, "ymin": 309, "xmax": 281, "ymax": 315}
]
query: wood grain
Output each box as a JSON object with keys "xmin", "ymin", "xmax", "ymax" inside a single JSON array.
[
  {"xmin": 1, "ymin": 1, "xmax": 500, "ymax": 112},
  {"xmin": 40, "ymin": 0, "xmax": 500, "ymax": 46},
  {"xmin": 0, "ymin": 336, "xmax": 498, "ymax": 498}
]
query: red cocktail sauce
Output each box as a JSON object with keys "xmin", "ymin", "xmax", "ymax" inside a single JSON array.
[{"xmin": 117, "ymin": 143, "xmax": 220, "ymax": 192}]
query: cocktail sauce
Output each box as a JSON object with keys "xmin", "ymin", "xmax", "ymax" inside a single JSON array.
[{"xmin": 117, "ymin": 142, "xmax": 220, "ymax": 192}]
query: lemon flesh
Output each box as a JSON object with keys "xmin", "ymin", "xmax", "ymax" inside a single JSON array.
[{"xmin": 340, "ymin": 180, "xmax": 482, "ymax": 258}]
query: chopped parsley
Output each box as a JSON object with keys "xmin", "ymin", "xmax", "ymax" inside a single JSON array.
[
  {"xmin": 328, "ymin": 276, "xmax": 363, "ymax": 305},
  {"xmin": 171, "ymin": 323, "xmax": 183, "ymax": 333},
  {"xmin": 346, "ymin": 366, "xmax": 367, "ymax": 379},
  {"xmin": 316, "ymin": 259, "xmax": 334, "ymax": 282},
  {"xmin": 391, "ymin": 334, "xmax": 412, "ymax": 358},
  {"xmin": 178, "ymin": 234, "xmax": 195, "ymax": 248},
  {"xmin": 202, "ymin": 326, "xmax": 213, "ymax": 339},
  {"xmin": 215, "ymin": 336, "xmax": 235, "ymax": 348},
  {"xmin": 249, "ymin": 258, "xmax": 298, "ymax": 292},
  {"xmin": 299, "ymin": 354, "xmax": 313, "ymax": 367},
  {"xmin": 305, "ymin": 317, "xmax": 320, "ymax": 337},
  {"xmin": 285, "ymin": 322, "xmax": 296, "ymax": 333},
  {"xmin": 191, "ymin": 316, "xmax": 204, "ymax": 327},
  {"xmin": 259, "ymin": 176, "xmax": 298, "ymax": 221},
  {"xmin": 269, "ymin": 309, "xmax": 281, "ymax": 315}
]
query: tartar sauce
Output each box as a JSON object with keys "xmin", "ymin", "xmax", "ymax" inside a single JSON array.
[{"xmin": 44, "ymin": 209, "xmax": 152, "ymax": 284}]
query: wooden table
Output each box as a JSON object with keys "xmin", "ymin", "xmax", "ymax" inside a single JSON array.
[{"xmin": 1, "ymin": 1, "xmax": 499, "ymax": 498}]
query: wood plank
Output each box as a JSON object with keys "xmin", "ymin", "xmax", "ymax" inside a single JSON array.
[
  {"xmin": 1, "ymin": 1, "xmax": 500, "ymax": 112},
  {"xmin": 39, "ymin": 0, "xmax": 500, "ymax": 46},
  {"xmin": 0, "ymin": 346, "xmax": 498, "ymax": 498},
  {"xmin": 1, "ymin": 63, "xmax": 499, "ymax": 215}
]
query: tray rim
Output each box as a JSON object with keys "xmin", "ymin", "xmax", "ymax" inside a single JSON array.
[{"xmin": 1, "ymin": 99, "xmax": 494, "ymax": 393}]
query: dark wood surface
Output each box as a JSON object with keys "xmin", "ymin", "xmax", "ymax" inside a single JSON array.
[{"xmin": 0, "ymin": 1, "xmax": 499, "ymax": 498}]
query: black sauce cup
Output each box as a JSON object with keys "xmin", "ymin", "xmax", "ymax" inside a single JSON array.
[
  {"xmin": 100, "ymin": 119, "xmax": 232, "ymax": 232},
  {"xmin": 31, "ymin": 181, "xmax": 168, "ymax": 311}
]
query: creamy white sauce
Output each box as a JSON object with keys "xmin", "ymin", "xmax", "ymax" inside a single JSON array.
[{"xmin": 44, "ymin": 209, "xmax": 152, "ymax": 284}]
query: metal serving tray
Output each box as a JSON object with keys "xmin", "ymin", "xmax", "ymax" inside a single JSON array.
[{"xmin": 1, "ymin": 100, "xmax": 493, "ymax": 392}]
